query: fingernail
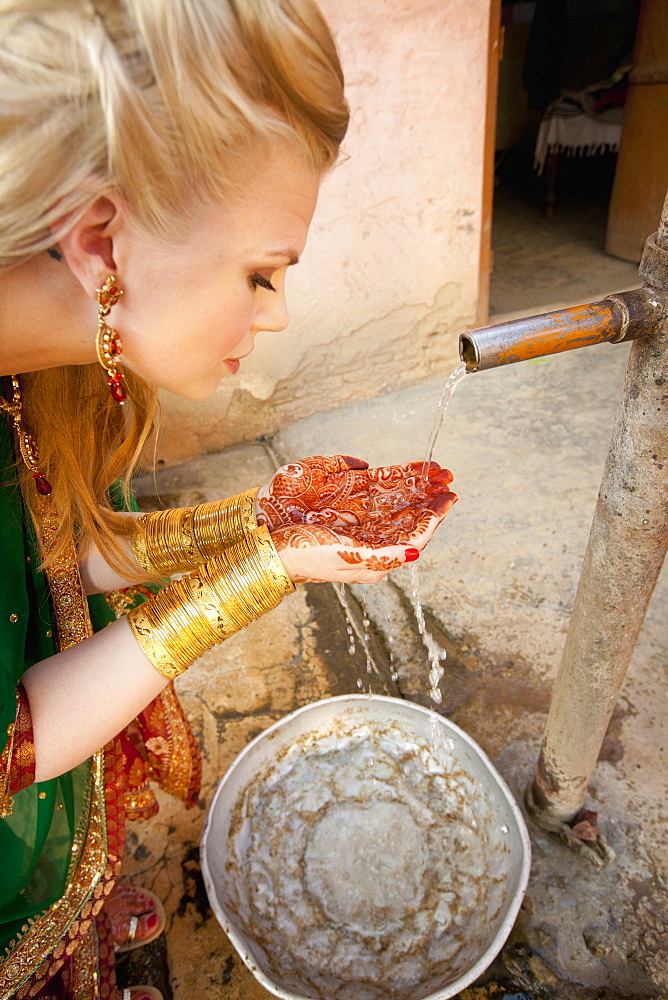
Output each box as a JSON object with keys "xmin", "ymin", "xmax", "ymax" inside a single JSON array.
[
  {"xmin": 405, "ymin": 548, "xmax": 420, "ymax": 562},
  {"xmin": 146, "ymin": 913, "xmax": 159, "ymax": 930}
]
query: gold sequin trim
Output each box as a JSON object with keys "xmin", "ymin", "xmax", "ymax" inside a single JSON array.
[
  {"xmin": 123, "ymin": 786, "xmax": 157, "ymax": 821},
  {"xmin": 37, "ymin": 498, "xmax": 93, "ymax": 649},
  {"xmin": 159, "ymin": 683, "xmax": 196, "ymax": 801},
  {"xmin": 0, "ymin": 493, "xmax": 104, "ymax": 997},
  {"xmin": 69, "ymin": 921, "xmax": 100, "ymax": 1000},
  {"xmin": 0, "ymin": 718, "xmax": 17, "ymax": 819},
  {"xmin": 0, "ymin": 753, "xmax": 107, "ymax": 998},
  {"xmin": 103, "ymin": 587, "xmax": 147, "ymax": 619}
]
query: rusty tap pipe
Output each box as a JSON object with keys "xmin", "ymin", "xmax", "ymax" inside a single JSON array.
[
  {"xmin": 458, "ymin": 286, "xmax": 666, "ymax": 372},
  {"xmin": 521, "ymin": 189, "xmax": 668, "ymax": 844},
  {"xmin": 454, "ymin": 191, "xmax": 668, "ymax": 853}
]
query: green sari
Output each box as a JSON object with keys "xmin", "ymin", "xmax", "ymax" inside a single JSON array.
[
  {"xmin": 0, "ymin": 413, "xmax": 201, "ymax": 999},
  {"xmin": 0, "ymin": 418, "xmax": 122, "ymax": 998}
]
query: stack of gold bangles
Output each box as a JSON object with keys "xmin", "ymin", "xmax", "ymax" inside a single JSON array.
[
  {"xmin": 127, "ymin": 490, "xmax": 293, "ymax": 680},
  {"xmin": 131, "ymin": 487, "xmax": 259, "ymax": 576}
]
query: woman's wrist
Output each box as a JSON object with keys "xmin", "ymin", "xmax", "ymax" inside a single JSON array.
[
  {"xmin": 127, "ymin": 524, "xmax": 294, "ymax": 680},
  {"xmin": 131, "ymin": 488, "xmax": 260, "ymax": 577}
]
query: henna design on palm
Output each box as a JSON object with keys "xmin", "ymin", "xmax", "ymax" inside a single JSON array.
[
  {"xmin": 268, "ymin": 465, "xmax": 457, "ymax": 583},
  {"xmin": 257, "ymin": 455, "xmax": 456, "ymax": 541}
]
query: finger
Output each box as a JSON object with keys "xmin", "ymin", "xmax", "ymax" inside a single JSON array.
[
  {"xmin": 427, "ymin": 490, "xmax": 458, "ymax": 516},
  {"xmin": 426, "ymin": 467, "xmax": 454, "ymax": 487},
  {"xmin": 354, "ymin": 492, "xmax": 457, "ymax": 548},
  {"xmin": 378, "ymin": 489, "xmax": 457, "ymax": 525},
  {"xmin": 337, "ymin": 455, "xmax": 369, "ymax": 471},
  {"xmin": 366, "ymin": 460, "xmax": 445, "ymax": 481},
  {"xmin": 335, "ymin": 545, "xmax": 404, "ymax": 573},
  {"xmin": 367, "ymin": 463, "xmax": 418, "ymax": 483}
]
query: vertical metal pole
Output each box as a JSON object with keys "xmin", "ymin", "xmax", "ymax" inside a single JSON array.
[{"xmin": 528, "ymin": 192, "xmax": 668, "ymax": 825}]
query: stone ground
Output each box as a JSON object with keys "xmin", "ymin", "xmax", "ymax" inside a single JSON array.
[{"xmin": 117, "ymin": 187, "xmax": 667, "ymax": 1000}]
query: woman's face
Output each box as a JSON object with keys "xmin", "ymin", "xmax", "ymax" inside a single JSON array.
[{"xmin": 112, "ymin": 147, "xmax": 320, "ymax": 400}]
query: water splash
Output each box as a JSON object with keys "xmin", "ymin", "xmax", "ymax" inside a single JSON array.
[
  {"xmin": 358, "ymin": 587, "xmax": 400, "ymax": 683},
  {"xmin": 407, "ymin": 564, "xmax": 447, "ymax": 706},
  {"xmin": 334, "ymin": 583, "xmax": 378, "ymax": 694}
]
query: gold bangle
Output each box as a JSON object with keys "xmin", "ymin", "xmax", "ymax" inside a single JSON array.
[
  {"xmin": 131, "ymin": 488, "xmax": 260, "ymax": 576},
  {"xmin": 127, "ymin": 525, "xmax": 294, "ymax": 680}
]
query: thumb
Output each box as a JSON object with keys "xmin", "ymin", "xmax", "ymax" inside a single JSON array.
[{"xmin": 338, "ymin": 455, "xmax": 369, "ymax": 471}]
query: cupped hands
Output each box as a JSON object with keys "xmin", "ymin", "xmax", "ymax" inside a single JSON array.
[{"xmin": 256, "ymin": 454, "xmax": 457, "ymax": 584}]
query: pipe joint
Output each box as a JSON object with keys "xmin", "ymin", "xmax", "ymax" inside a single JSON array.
[
  {"xmin": 603, "ymin": 287, "xmax": 668, "ymax": 343},
  {"xmin": 639, "ymin": 232, "xmax": 668, "ymax": 291}
]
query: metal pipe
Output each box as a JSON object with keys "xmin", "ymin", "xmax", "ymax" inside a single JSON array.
[
  {"xmin": 528, "ymin": 305, "xmax": 668, "ymax": 823},
  {"xmin": 526, "ymin": 191, "xmax": 668, "ymax": 828},
  {"xmin": 459, "ymin": 287, "xmax": 665, "ymax": 372},
  {"xmin": 454, "ymin": 189, "xmax": 668, "ymax": 843}
]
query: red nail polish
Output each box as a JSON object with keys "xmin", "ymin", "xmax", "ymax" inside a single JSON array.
[
  {"xmin": 146, "ymin": 913, "xmax": 159, "ymax": 930},
  {"xmin": 405, "ymin": 547, "xmax": 420, "ymax": 562}
]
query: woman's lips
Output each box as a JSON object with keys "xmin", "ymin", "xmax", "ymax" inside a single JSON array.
[{"xmin": 225, "ymin": 358, "xmax": 240, "ymax": 374}]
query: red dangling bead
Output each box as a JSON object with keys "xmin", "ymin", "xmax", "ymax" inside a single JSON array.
[
  {"xmin": 33, "ymin": 473, "xmax": 52, "ymax": 496},
  {"xmin": 109, "ymin": 375, "xmax": 127, "ymax": 403}
]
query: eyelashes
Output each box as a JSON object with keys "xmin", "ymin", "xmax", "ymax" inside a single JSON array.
[{"xmin": 250, "ymin": 272, "xmax": 277, "ymax": 292}]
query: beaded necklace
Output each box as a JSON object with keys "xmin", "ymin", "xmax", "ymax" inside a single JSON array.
[{"xmin": 0, "ymin": 374, "xmax": 52, "ymax": 494}]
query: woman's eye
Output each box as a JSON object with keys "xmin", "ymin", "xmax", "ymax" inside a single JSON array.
[{"xmin": 250, "ymin": 272, "xmax": 277, "ymax": 292}]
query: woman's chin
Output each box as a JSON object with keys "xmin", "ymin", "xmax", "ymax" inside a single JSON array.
[{"xmin": 157, "ymin": 375, "xmax": 226, "ymax": 401}]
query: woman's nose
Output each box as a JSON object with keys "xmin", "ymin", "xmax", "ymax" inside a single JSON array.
[{"xmin": 256, "ymin": 286, "xmax": 289, "ymax": 334}]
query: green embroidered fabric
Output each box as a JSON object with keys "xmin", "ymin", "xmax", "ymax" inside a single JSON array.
[{"xmin": 0, "ymin": 418, "xmax": 115, "ymax": 956}]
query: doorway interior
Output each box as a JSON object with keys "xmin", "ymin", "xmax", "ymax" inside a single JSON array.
[{"xmin": 489, "ymin": 0, "xmax": 642, "ymax": 319}]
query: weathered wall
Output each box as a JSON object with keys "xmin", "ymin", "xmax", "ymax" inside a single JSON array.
[{"xmin": 155, "ymin": 0, "xmax": 492, "ymax": 467}]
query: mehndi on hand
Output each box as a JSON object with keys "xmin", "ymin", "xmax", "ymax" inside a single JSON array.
[{"xmin": 258, "ymin": 454, "xmax": 457, "ymax": 584}]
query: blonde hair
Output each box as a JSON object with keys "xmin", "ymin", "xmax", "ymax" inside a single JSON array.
[{"xmin": 0, "ymin": 0, "xmax": 348, "ymax": 577}]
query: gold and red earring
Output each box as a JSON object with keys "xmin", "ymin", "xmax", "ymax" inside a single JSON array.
[{"xmin": 95, "ymin": 275, "xmax": 126, "ymax": 404}]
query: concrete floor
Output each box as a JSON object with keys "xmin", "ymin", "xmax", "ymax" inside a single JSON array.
[{"xmin": 118, "ymin": 189, "xmax": 667, "ymax": 1000}]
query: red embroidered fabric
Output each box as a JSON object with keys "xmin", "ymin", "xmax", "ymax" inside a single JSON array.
[
  {"xmin": 118, "ymin": 683, "xmax": 202, "ymax": 820},
  {"xmin": 0, "ymin": 684, "xmax": 36, "ymax": 814}
]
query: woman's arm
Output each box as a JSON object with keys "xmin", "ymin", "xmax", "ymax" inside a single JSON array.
[
  {"xmin": 22, "ymin": 615, "xmax": 167, "ymax": 782},
  {"xmin": 42, "ymin": 458, "xmax": 455, "ymax": 781}
]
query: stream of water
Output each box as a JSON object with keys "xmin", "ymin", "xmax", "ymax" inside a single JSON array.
[
  {"xmin": 339, "ymin": 362, "xmax": 467, "ymax": 707},
  {"xmin": 413, "ymin": 361, "xmax": 468, "ymax": 711},
  {"xmin": 334, "ymin": 583, "xmax": 379, "ymax": 694},
  {"xmin": 420, "ymin": 360, "xmax": 468, "ymax": 477}
]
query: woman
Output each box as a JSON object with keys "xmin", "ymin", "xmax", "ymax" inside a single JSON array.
[{"xmin": 0, "ymin": 2, "xmax": 457, "ymax": 998}]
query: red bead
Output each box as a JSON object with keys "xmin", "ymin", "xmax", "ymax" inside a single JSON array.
[
  {"xmin": 33, "ymin": 473, "xmax": 52, "ymax": 496},
  {"xmin": 110, "ymin": 337, "xmax": 122, "ymax": 358},
  {"xmin": 110, "ymin": 381, "xmax": 127, "ymax": 403}
]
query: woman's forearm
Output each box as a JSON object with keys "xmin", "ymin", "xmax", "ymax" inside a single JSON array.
[{"xmin": 22, "ymin": 616, "xmax": 167, "ymax": 782}]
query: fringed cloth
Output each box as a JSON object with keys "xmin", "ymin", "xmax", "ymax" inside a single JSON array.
[{"xmin": 533, "ymin": 90, "xmax": 624, "ymax": 177}]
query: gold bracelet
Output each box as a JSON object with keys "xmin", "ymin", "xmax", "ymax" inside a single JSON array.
[
  {"xmin": 127, "ymin": 525, "xmax": 294, "ymax": 680},
  {"xmin": 131, "ymin": 487, "xmax": 259, "ymax": 576}
]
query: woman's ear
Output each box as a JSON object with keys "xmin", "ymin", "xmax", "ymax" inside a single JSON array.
[{"xmin": 54, "ymin": 192, "xmax": 125, "ymax": 298}]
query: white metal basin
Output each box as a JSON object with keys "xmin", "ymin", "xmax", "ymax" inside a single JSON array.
[{"xmin": 201, "ymin": 695, "xmax": 531, "ymax": 1000}]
